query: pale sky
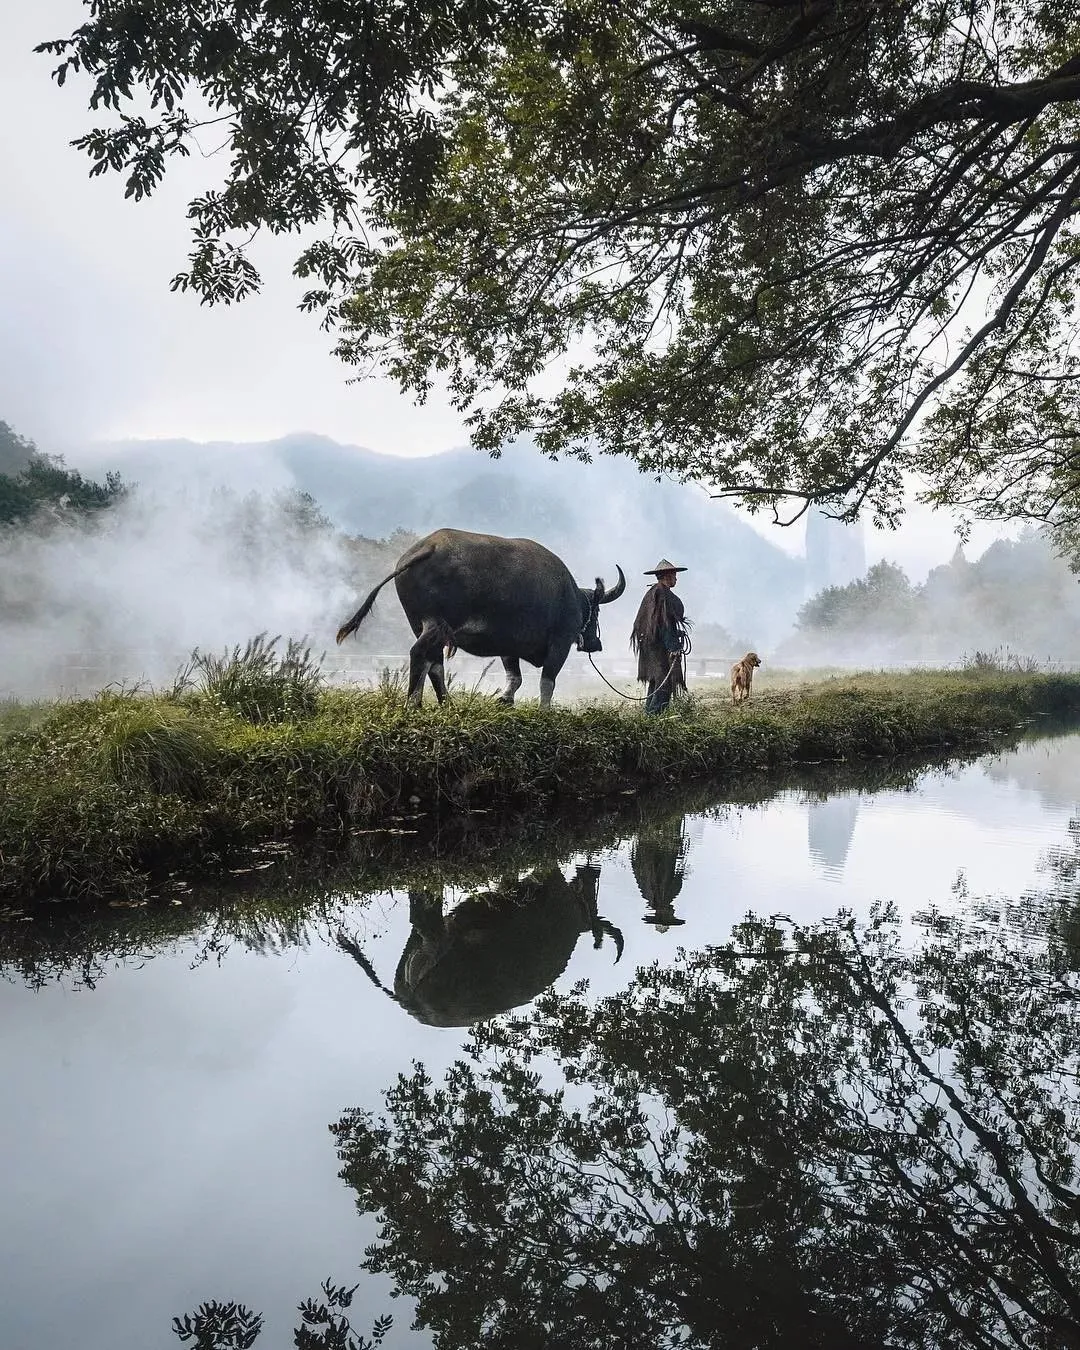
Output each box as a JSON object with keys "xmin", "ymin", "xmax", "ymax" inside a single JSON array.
[{"xmin": 0, "ymin": 2, "xmax": 1013, "ymax": 578}]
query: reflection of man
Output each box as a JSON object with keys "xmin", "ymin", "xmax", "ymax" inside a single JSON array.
[
  {"xmin": 630, "ymin": 559, "xmax": 690, "ymax": 715},
  {"xmin": 630, "ymin": 816, "xmax": 689, "ymax": 932}
]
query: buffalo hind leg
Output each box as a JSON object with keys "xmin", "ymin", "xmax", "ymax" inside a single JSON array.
[
  {"xmin": 497, "ymin": 656, "xmax": 523, "ymax": 706},
  {"xmin": 427, "ymin": 659, "xmax": 449, "ymax": 704},
  {"xmin": 408, "ymin": 621, "xmax": 450, "ymax": 707}
]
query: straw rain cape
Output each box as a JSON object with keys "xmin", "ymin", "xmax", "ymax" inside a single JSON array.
[{"xmin": 630, "ymin": 584, "xmax": 690, "ymax": 689}]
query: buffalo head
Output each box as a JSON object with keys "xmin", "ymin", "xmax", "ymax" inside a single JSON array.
[{"xmin": 576, "ymin": 565, "xmax": 627, "ymax": 654}]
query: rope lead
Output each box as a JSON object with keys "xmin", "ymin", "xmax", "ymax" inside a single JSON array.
[
  {"xmin": 587, "ymin": 631, "xmax": 692, "ymax": 704},
  {"xmin": 582, "ymin": 608, "xmax": 691, "ymax": 703}
]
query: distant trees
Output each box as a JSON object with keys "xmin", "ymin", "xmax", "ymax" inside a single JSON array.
[
  {"xmin": 0, "ymin": 458, "xmax": 127, "ymax": 527},
  {"xmin": 796, "ymin": 561, "xmax": 918, "ymax": 638},
  {"xmin": 279, "ymin": 489, "xmax": 334, "ymax": 536},
  {"xmin": 791, "ymin": 531, "xmax": 1080, "ymax": 662},
  {"xmin": 0, "ymin": 420, "xmax": 126, "ymax": 527}
]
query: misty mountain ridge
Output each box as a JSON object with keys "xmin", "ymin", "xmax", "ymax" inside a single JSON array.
[
  {"xmin": 74, "ymin": 432, "xmax": 809, "ymax": 638},
  {"xmin": 7, "ymin": 422, "xmax": 1080, "ymax": 694}
]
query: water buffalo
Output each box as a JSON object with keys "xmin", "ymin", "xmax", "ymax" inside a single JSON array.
[
  {"xmin": 336, "ymin": 864, "xmax": 623, "ymax": 1027},
  {"xmin": 335, "ymin": 527, "xmax": 626, "ymax": 706}
]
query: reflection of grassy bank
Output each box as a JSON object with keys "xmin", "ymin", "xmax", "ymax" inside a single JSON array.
[
  {"xmin": 0, "ymin": 743, "xmax": 1026, "ymax": 981},
  {"xmin": 2, "ymin": 673, "xmax": 1080, "ymax": 903}
]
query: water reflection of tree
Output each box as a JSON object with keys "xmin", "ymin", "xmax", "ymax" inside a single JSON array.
[
  {"xmin": 1040, "ymin": 818, "xmax": 1080, "ymax": 974},
  {"xmin": 974, "ymin": 817, "xmax": 1080, "ymax": 976},
  {"xmin": 172, "ymin": 1280, "xmax": 393, "ymax": 1349},
  {"xmin": 333, "ymin": 909, "xmax": 1080, "ymax": 1350}
]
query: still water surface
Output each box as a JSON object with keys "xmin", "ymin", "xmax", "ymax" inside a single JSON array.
[{"xmin": 4, "ymin": 733, "xmax": 1080, "ymax": 1348}]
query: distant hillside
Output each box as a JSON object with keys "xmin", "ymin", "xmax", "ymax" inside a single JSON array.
[
  {"xmin": 0, "ymin": 420, "xmax": 126, "ymax": 527},
  {"xmin": 75, "ymin": 433, "xmax": 809, "ymax": 642},
  {"xmin": 0, "ymin": 421, "xmax": 35, "ymax": 477}
]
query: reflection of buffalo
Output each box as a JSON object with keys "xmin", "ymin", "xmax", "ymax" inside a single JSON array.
[{"xmin": 337, "ymin": 865, "xmax": 622, "ymax": 1027}]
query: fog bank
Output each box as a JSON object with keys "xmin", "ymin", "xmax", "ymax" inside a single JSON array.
[{"xmin": 0, "ymin": 485, "xmax": 368, "ymax": 699}]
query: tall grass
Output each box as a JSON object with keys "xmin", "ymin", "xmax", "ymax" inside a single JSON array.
[
  {"xmin": 94, "ymin": 699, "xmax": 219, "ymax": 794},
  {"xmin": 960, "ymin": 646, "xmax": 1053, "ymax": 674},
  {"xmin": 3, "ymin": 656, "xmax": 1080, "ymax": 904},
  {"xmin": 175, "ymin": 632, "xmax": 324, "ymax": 723}
]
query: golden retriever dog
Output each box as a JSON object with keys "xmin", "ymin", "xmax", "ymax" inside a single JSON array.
[{"xmin": 731, "ymin": 651, "xmax": 762, "ymax": 705}]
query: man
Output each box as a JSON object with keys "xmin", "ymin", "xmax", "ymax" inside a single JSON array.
[{"xmin": 630, "ymin": 559, "xmax": 691, "ymax": 715}]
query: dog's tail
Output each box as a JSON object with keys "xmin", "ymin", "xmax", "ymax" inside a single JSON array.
[{"xmin": 335, "ymin": 543, "xmax": 436, "ymax": 645}]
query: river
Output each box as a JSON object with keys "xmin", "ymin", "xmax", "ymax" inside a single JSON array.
[{"xmin": 3, "ymin": 730, "xmax": 1080, "ymax": 1348}]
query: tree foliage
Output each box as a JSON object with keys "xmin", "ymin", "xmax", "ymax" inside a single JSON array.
[
  {"xmin": 333, "ymin": 907, "xmax": 1080, "ymax": 1349},
  {"xmin": 37, "ymin": 2, "xmax": 1080, "ymax": 534},
  {"xmin": 171, "ymin": 1280, "xmax": 393, "ymax": 1349},
  {"xmin": 0, "ymin": 419, "xmax": 125, "ymax": 526},
  {"xmin": 796, "ymin": 558, "xmax": 917, "ymax": 635}
]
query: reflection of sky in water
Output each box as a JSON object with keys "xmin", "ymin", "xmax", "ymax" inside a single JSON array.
[{"xmin": 2, "ymin": 732, "xmax": 1080, "ymax": 1349}]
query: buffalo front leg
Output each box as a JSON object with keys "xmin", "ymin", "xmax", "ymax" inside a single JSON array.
[
  {"xmin": 497, "ymin": 656, "xmax": 523, "ymax": 706},
  {"xmin": 408, "ymin": 889, "xmax": 446, "ymax": 942},
  {"xmin": 539, "ymin": 646, "xmax": 570, "ymax": 709},
  {"xmin": 427, "ymin": 659, "xmax": 449, "ymax": 705}
]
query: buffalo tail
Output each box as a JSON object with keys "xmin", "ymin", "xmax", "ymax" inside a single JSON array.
[{"xmin": 335, "ymin": 543, "xmax": 436, "ymax": 645}]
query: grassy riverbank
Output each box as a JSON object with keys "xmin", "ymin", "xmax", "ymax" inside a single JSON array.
[{"xmin": 3, "ymin": 667, "xmax": 1080, "ymax": 903}]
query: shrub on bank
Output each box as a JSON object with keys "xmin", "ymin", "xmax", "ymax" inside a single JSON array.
[
  {"xmin": 94, "ymin": 700, "xmax": 219, "ymax": 794},
  {"xmin": 2, "ymin": 669, "xmax": 1080, "ymax": 903},
  {"xmin": 176, "ymin": 632, "xmax": 324, "ymax": 724}
]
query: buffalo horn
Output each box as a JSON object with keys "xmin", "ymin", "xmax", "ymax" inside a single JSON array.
[{"xmin": 600, "ymin": 565, "xmax": 626, "ymax": 603}]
